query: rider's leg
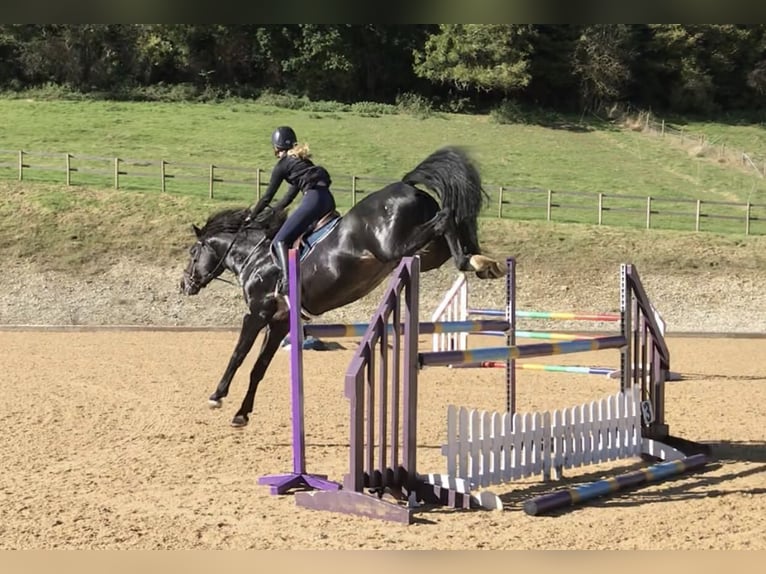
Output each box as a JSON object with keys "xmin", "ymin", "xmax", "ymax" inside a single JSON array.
[{"xmin": 272, "ymin": 188, "xmax": 335, "ymax": 295}]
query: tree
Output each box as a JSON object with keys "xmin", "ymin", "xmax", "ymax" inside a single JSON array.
[
  {"xmin": 571, "ymin": 25, "xmax": 634, "ymax": 111},
  {"xmin": 413, "ymin": 24, "xmax": 537, "ymax": 94}
]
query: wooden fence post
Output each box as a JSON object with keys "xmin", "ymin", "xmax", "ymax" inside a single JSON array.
[
  {"xmin": 209, "ymin": 164, "xmax": 215, "ymax": 199},
  {"xmin": 598, "ymin": 192, "xmax": 603, "ymax": 225},
  {"xmin": 498, "ymin": 186, "xmax": 504, "ymax": 218},
  {"xmin": 546, "ymin": 189, "xmax": 552, "ymax": 221},
  {"xmin": 646, "ymin": 196, "xmax": 652, "ymax": 229},
  {"xmin": 160, "ymin": 160, "xmax": 166, "ymax": 192},
  {"xmin": 18, "ymin": 150, "xmax": 23, "ymax": 181},
  {"xmin": 351, "ymin": 175, "xmax": 357, "ymax": 206},
  {"xmin": 65, "ymin": 153, "xmax": 71, "ymax": 186},
  {"xmin": 745, "ymin": 202, "xmax": 751, "ymax": 236},
  {"xmin": 114, "ymin": 158, "xmax": 120, "ymax": 189},
  {"xmin": 695, "ymin": 199, "xmax": 702, "ymax": 232}
]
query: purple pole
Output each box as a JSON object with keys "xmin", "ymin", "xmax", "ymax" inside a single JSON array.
[{"xmin": 258, "ymin": 249, "xmax": 341, "ymax": 495}]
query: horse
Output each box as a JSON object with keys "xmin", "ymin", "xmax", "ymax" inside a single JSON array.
[{"xmin": 180, "ymin": 145, "xmax": 505, "ymax": 428}]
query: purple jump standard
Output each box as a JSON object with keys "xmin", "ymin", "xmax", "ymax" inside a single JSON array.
[
  {"xmin": 523, "ymin": 453, "xmax": 708, "ymax": 516},
  {"xmin": 258, "ymin": 249, "xmax": 342, "ymax": 495}
]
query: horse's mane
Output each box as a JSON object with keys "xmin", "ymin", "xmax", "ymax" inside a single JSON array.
[{"xmin": 199, "ymin": 207, "xmax": 288, "ymax": 240}]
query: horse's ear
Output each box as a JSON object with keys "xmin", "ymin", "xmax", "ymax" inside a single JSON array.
[{"xmin": 192, "ymin": 224, "xmax": 202, "ymax": 238}]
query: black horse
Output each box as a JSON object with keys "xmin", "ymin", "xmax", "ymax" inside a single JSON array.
[{"xmin": 181, "ymin": 146, "xmax": 505, "ymax": 428}]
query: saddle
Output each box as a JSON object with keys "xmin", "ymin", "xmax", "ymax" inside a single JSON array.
[{"xmin": 291, "ymin": 209, "xmax": 342, "ymax": 260}]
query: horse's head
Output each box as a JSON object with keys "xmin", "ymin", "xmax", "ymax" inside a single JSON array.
[
  {"xmin": 180, "ymin": 206, "xmax": 288, "ymax": 296},
  {"xmin": 180, "ymin": 224, "xmax": 228, "ymax": 295}
]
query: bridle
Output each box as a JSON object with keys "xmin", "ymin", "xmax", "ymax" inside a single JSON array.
[{"xmin": 185, "ymin": 224, "xmax": 267, "ymax": 291}]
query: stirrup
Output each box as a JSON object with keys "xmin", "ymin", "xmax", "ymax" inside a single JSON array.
[{"xmin": 275, "ymin": 288, "xmax": 291, "ymax": 313}]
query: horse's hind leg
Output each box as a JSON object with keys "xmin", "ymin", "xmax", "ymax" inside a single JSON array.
[
  {"xmin": 376, "ymin": 208, "xmax": 453, "ymax": 262},
  {"xmin": 441, "ymin": 222, "xmax": 505, "ymax": 278},
  {"xmin": 388, "ymin": 207, "xmax": 482, "ymax": 272},
  {"xmin": 208, "ymin": 312, "xmax": 265, "ymax": 407},
  {"xmin": 231, "ymin": 319, "xmax": 290, "ymax": 428}
]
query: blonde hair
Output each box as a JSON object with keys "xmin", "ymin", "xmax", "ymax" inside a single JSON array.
[{"xmin": 287, "ymin": 142, "xmax": 311, "ymax": 160}]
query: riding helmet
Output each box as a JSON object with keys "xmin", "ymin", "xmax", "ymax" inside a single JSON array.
[{"xmin": 271, "ymin": 126, "xmax": 297, "ymax": 151}]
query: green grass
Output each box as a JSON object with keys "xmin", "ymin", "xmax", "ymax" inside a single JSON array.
[
  {"xmin": 2, "ymin": 95, "xmax": 766, "ymax": 235},
  {"xmin": 3, "ymin": 178, "xmax": 765, "ymax": 279}
]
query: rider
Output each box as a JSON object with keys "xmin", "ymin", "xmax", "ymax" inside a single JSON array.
[{"xmin": 249, "ymin": 126, "xmax": 336, "ymax": 296}]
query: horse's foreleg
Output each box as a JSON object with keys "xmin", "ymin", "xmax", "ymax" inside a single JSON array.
[
  {"xmin": 208, "ymin": 312, "xmax": 263, "ymax": 408},
  {"xmin": 231, "ymin": 319, "xmax": 290, "ymax": 428}
]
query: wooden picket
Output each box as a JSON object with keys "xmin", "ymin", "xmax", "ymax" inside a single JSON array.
[{"xmin": 443, "ymin": 387, "xmax": 642, "ymax": 488}]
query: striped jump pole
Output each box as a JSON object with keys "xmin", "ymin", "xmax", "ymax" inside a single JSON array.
[
  {"xmin": 418, "ymin": 335, "xmax": 627, "ymax": 368},
  {"xmin": 465, "ymin": 329, "xmax": 601, "ymax": 341},
  {"xmin": 522, "ymin": 453, "xmax": 708, "ymax": 516},
  {"xmin": 468, "ymin": 308, "xmax": 621, "ymax": 322},
  {"xmin": 449, "ymin": 361, "xmax": 617, "ymax": 376},
  {"xmin": 304, "ymin": 319, "xmax": 510, "ymax": 339}
]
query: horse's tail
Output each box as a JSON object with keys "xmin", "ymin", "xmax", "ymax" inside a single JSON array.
[{"xmin": 401, "ymin": 146, "xmax": 489, "ymax": 254}]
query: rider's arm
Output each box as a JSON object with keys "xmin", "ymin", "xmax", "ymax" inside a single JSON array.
[
  {"xmin": 273, "ymin": 184, "xmax": 301, "ymax": 212},
  {"xmin": 250, "ymin": 160, "xmax": 286, "ymax": 215}
]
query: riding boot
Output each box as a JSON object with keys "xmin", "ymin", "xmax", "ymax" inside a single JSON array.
[{"xmin": 274, "ymin": 241, "xmax": 290, "ymax": 296}]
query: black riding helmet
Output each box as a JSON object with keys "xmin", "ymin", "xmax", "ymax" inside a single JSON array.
[{"xmin": 271, "ymin": 126, "xmax": 297, "ymax": 151}]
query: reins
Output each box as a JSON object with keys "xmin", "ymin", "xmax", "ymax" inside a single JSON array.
[{"xmin": 193, "ymin": 220, "xmax": 256, "ymax": 289}]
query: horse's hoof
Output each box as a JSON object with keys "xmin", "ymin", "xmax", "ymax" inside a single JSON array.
[
  {"xmin": 489, "ymin": 261, "xmax": 506, "ymax": 278},
  {"xmin": 470, "ymin": 255, "xmax": 507, "ymax": 279},
  {"xmin": 231, "ymin": 414, "xmax": 249, "ymax": 428},
  {"xmin": 208, "ymin": 398, "xmax": 223, "ymax": 409}
]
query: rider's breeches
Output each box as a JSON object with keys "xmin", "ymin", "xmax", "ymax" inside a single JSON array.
[{"xmin": 273, "ymin": 187, "xmax": 336, "ymax": 247}]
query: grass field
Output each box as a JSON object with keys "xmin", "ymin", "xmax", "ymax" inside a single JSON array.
[
  {"xmin": 0, "ymin": 95, "xmax": 766, "ymax": 274},
  {"xmin": 1, "ymin": 94, "xmax": 766, "ymax": 242}
]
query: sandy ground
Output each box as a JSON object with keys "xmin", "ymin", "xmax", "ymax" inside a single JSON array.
[{"xmin": 1, "ymin": 329, "xmax": 764, "ymax": 550}]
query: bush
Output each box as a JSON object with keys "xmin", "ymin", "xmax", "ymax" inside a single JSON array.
[
  {"xmin": 395, "ymin": 92, "xmax": 434, "ymax": 119},
  {"xmin": 490, "ymin": 99, "xmax": 526, "ymax": 125},
  {"xmin": 255, "ymin": 91, "xmax": 310, "ymax": 110},
  {"xmin": 304, "ymin": 100, "xmax": 351, "ymax": 113},
  {"xmin": 350, "ymin": 101, "xmax": 398, "ymax": 117}
]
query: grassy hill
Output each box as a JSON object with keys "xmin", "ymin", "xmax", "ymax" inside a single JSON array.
[{"xmin": 2, "ymin": 95, "xmax": 766, "ymax": 279}]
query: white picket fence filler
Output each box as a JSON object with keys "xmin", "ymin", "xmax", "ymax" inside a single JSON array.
[
  {"xmin": 442, "ymin": 387, "xmax": 642, "ymax": 488},
  {"xmin": 430, "ymin": 274, "xmax": 468, "ymax": 351},
  {"xmin": 431, "ymin": 271, "xmax": 667, "ymax": 353}
]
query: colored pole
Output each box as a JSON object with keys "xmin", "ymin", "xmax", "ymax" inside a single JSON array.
[
  {"xmin": 523, "ymin": 453, "xmax": 708, "ymax": 516},
  {"xmin": 515, "ymin": 330, "xmax": 600, "ymax": 341},
  {"xmin": 418, "ymin": 335, "xmax": 627, "ymax": 368},
  {"xmin": 304, "ymin": 319, "xmax": 510, "ymax": 339},
  {"xmin": 517, "ymin": 363, "xmax": 616, "ymax": 376},
  {"xmin": 468, "ymin": 308, "xmax": 620, "ymax": 322},
  {"xmin": 448, "ymin": 361, "xmax": 616, "ymax": 375}
]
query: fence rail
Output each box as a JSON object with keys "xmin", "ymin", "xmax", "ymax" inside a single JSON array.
[{"xmin": 1, "ymin": 148, "xmax": 764, "ymax": 235}]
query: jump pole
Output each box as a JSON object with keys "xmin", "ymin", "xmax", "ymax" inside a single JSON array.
[
  {"xmin": 450, "ymin": 361, "xmax": 617, "ymax": 376},
  {"xmin": 418, "ymin": 335, "xmax": 628, "ymax": 367},
  {"xmin": 303, "ymin": 319, "xmax": 511, "ymax": 339},
  {"xmin": 522, "ymin": 453, "xmax": 708, "ymax": 516},
  {"xmin": 258, "ymin": 249, "xmax": 342, "ymax": 495}
]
